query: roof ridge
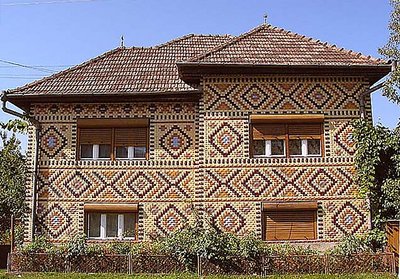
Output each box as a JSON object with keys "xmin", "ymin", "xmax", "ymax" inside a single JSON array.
[
  {"xmin": 186, "ymin": 24, "xmax": 267, "ymax": 62},
  {"xmin": 154, "ymin": 34, "xmax": 196, "ymax": 49},
  {"xmin": 270, "ymin": 25, "xmax": 387, "ymax": 64},
  {"xmin": 154, "ymin": 33, "xmax": 234, "ymax": 49},
  {"xmin": 6, "ymin": 47, "xmax": 126, "ymax": 94},
  {"xmin": 185, "ymin": 23, "xmax": 388, "ymax": 64}
]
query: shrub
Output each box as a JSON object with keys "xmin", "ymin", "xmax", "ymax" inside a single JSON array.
[
  {"xmin": 20, "ymin": 235, "xmax": 54, "ymax": 254},
  {"xmin": 105, "ymin": 241, "xmax": 131, "ymax": 255},
  {"xmin": 66, "ymin": 234, "xmax": 87, "ymax": 257},
  {"xmin": 330, "ymin": 234, "xmax": 373, "ymax": 256}
]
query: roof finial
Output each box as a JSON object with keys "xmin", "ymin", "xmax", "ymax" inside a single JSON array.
[
  {"xmin": 263, "ymin": 13, "xmax": 268, "ymax": 24},
  {"xmin": 120, "ymin": 35, "xmax": 124, "ymax": 47}
]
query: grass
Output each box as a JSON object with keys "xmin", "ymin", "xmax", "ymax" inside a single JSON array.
[{"xmin": 0, "ymin": 270, "xmax": 397, "ymax": 279}]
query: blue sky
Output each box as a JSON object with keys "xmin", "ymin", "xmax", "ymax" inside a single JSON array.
[{"xmin": 0, "ymin": 0, "xmax": 399, "ymax": 149}]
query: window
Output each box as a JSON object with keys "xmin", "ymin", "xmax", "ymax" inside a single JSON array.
[
  {"xmin": 251, "ymin": 122, "xmax": 323, "ymax": 158},
  {"xmin": 263, "ymin": 202, "xmax": 317, "ymax": 241},
  {"xmin": 78, "ymin": 119, "xmax": 148, "ymax": 160},
  {"xmin": 85, "ymin": 203, "xmax": 138, "ymax": 240},
  {"xmin": 87, "ymin": 212, "xmax": 137, "ymax": 240}
]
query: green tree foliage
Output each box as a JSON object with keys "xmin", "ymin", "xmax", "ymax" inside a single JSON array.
[
  {"xmin": 0, "ymin": 121, "xmax": 27, "ymax": 241},
  {"xmin": 353, "ymin": 120, "xmax": 400, "ymax": 228},
  {"xmin": 379, "ymin": 0, "xmax": 400, "ymax": 104}
]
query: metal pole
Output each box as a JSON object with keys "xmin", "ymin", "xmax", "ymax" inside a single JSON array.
[{"xmin": 6, "ymin": 252, "xmax": 10, "ymax": 273}]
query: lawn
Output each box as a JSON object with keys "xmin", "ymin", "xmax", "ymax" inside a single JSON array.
[{"xmin": 0, "ymin": 270, "xmax": 397, "ymax": 279}]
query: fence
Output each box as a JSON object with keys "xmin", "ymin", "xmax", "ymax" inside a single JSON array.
[
  {"xmin": 7, "ymin": 252, "xmax": 396, "ymax": 275},
  {"xmin": 386, "ymin": 220, "xmax": 399, "ymax": 270}
]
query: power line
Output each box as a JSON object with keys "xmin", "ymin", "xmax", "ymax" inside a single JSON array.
[
  {"xmin": 0, "ymin": 0, "xmax": 107, "ymax": 6},
  {"xmin": 0, "ymin": 65, "xmax": 72, "ymax": 68},
  {"xmin": 0, "ymin": 59, "xmax": 55, "ymax": 73}
]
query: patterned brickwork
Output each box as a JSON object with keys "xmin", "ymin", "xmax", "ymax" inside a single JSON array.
[
  {"xmin": 40, "ymin": 124, "xmax": 72, "ymax": 160},
  {"xmin": 330, "ymin": 120, "xmax": 356, "ymax": 157},
  {"xmin": 323, "ymin": 199, "xmax": 370, "ymax": 239},
  {"xmin": 203, "ymin": 165, "xmax": 357, "ymax": 199},
  {"xmin": 143, "ymin": 202, "xmax": 195, "ymax": 240},
  {"xmin": 203, "ymin": 77, "xmax": 368, "ymax": 113},
  {"xmin": 203, "ymin": 202, "xmax": 258, "ymax": 236},
  {"xmin": 31, "ymin": 102, "xmax": 197, "ymax": 123},
  {"xmin": 24, "ymin": 75, "xmax": 372, "ymax": 243},
  {"xmin": 38, "ymin": 169, "xmax": 195, "ymax": 201},
  {"xmin": 205, "ymin": 119, "xmax": 246, "ymax": 158},
  {"xmin": 36, "ymin": 201, "xmax": 81, "ymax": 241},
  {"xmin": 155, "ymin": 123, "xmax": 195, "ymax": 160}
]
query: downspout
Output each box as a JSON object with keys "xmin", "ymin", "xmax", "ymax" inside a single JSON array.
[
  {"xmin": 359, "ymin": 60, "xmax": 397, "ymax": 119},
  {"xmin": 1, "ymin": 92, "xmax": 41, "ymax": 242}
]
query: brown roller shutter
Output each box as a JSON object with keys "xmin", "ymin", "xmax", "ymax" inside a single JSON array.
[
  {"xmin": 253, "ymin": 124, "xmax": 286, "ymax": 140},
  {"xmin": 115, "ymin": 127, "xmax": 147, "ymax": 147},
  {"xmin": 80, "ymin": 129, "xmax": 112, "ymax": 144},
  {"xmin": 265, "ymin": 210, "xmax": 316, "ymax": 241},
  {"xmin": 288, "ymin": 124, "xmax": 322, "ymax": 136}
]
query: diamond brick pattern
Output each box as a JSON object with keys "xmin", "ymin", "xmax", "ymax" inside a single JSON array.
[
  {"xmin": 40, "ymin": 126, "xmax": 67, "ymax": 158},
  {"xmin": 159, "ymin": 125, "xmax": 193, "ymax": 159},
  {"xmin": 205, "ymin": 79, "xmax": 366, "ymax": 112},
  {"xmin": 38, "ymin": 204, "xmax": 72, "ymax": 240},
  {"xmin": 155, "ymin": 204, "xmax": 188, "ymax": 235}
]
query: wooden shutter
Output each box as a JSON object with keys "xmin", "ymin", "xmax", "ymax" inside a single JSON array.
[
  {"xmin": 253, "ymin": 124, "xmax": 286, "ymax": 140},
  {"xmin": 265, "ymin": 210, "xmax": 316, "ymax": 241},
  {"xmin": 288, "ymin": 124, "xmax": 322, "ymax": 137},
  {"xmin": 115, "ymin": 128, "xmax": 147, "ymax": 147},
  {"xmin": 80, "ymin": 129, "xmax": 112, "ymax": 145}
]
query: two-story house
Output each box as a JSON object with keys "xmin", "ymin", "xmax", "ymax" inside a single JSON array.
[{"xmin": 2, "ymin": 24, "xmax": 391, "ymax": 245}]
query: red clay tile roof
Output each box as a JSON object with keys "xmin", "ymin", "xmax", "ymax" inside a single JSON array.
[
  {"xmin": 6, "ymin": 24, "xmax": 389, "ymax": 97},
  {"xmin": 6, "ymin": 34, "xmax": 233, "ymax": 95},
  {"xmin": 186, "ymin": 24, "xmax": 388, "ymax": 66}
]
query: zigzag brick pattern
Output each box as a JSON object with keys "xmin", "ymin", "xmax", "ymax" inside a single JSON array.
[{"xmin": 26, "ymin": 76, "xmax": 371, "ymax": 243}]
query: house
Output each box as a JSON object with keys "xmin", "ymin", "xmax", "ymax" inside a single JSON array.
[{"xmin": 2, "ymin": 24, "xmax": 391, "ymax": 245}]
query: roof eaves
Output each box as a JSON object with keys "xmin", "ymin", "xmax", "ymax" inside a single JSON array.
[{"xmin": 272, "ymin": 25, "xmax": 388, "ymax": 65}]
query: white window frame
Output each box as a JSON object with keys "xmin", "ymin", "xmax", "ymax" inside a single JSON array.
[
  {"xmin": 87, "ymin": 213, "xmax": 136, "ymax": 240},
  {"xmin": 81, "ymin": 144, "xmax": 111, "ymax": 160},
  {"xmin": 254, "ymin": 139, "xmax": 286, "ymax": 158},
  {"xmin": 115, "ymin": 146, "xmax": 147, "ymax": 160},
  {"xmin": 290, "ymin": 139, "xmax": 321, "ymax": 157}
]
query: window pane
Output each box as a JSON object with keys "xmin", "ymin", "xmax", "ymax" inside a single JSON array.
[
  {"xmin": 115, "ymin": 146, "xmax": 128, "ymax": 158},
  {"xmin": 106, "ymin": 214, "xmax": 118, "ymax": 237},
  {"xmin": 271, "ymin": 140, "xmax": 285, "ymax": 156},
  {"xmin": 253, "ymin": 140, "xmax": 265, "ymax": 156},
  {"xmin": 307, "ymin": 139, "xmax": 321, "ymax": 155},
  {"xmin": 134, "ymin": 147, "xmax": 146, "ymax": 158},
  {"xmin": 99, "ymin": 144, "xmax": 111, "ymax": 158},
  {"xmin": 88, "ymin": 213, "xmax": 101, "ymax": 238},
  {"xmin": 289, "ymin": 139, "xmax": 302, "ymax": 155},
  {"xmin": 81, "ymin": 144, "xmax": 93, "ymax": 158},
  {"xmin": 123, "ymin": 214, "xmax": 136, "ymax": 238}
]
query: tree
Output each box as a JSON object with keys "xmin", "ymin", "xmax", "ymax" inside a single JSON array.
[
  {"xmin": 0, "ymin": 120, "xmax": 27, "ymax": 241},
  {"xmin": 353, "ymin": 120, "xmax": 400, "ymax": 228},
  {"xmin": 379, "ymin": 0, "xmax": 400, "ymax": 104}
]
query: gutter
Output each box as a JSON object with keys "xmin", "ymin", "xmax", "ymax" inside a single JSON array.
[
  {"xmin": 359, "ymin": 60, "xmax": 397, "ymax": 119},
  {"xmin": 1, "ymin": 91, "xmax": 41, "ymax": 242}
]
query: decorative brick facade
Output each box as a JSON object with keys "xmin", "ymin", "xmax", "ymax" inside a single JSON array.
[
  {"xmin": 22, "ymin": 75, "xmax": 371, "ymax": 243},
  {"xmin": 5, "ymin": 24, "xmax": 389, "ymax": 245}
]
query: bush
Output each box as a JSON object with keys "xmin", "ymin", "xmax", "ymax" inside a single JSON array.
[{"xmin": 20, "ymin": 235, "xmax": 54, "ymax": 254}]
